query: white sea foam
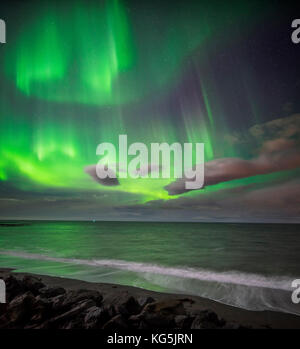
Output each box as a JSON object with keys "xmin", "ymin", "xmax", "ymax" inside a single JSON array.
[{"xmin": 0, "ymin": 250, "xmax": 293, "ymax": 291}]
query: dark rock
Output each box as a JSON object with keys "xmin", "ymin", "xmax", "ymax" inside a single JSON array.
[
  {"xmin": 0, "ymin": 312, "xmax": 9, "ymax": 329},
  {"xmin": 22, "ymin": 275, "xmax": 45, "ymax": 295},
  {"xmin": 136, "ymin": 299, "xmax": 187, "ymax": 328},
  {"xmin": 49, "ymin": 299, "xmax": 96, "ymax": 328},
  {"xmin": 178, "ymin": 297, "xmax": 195, "ymax": 304},
  {"xmin": 191, "ymin": 318, "xmax": 216, "ymax": 329},
  {"xmin": 137, "ymin": 296, "xmax": 155, "ymax": 309},
  {"xmin": 0, "ymin": 300, "xmax": 9, "ymax": 327},
  {"xmin": 174, "ymin": 315, "xmax": 195, "ymax": 329},
  {"xmin": 50, "ymin": 294, "xmax": 67, "ymax": 313},
  {"xmin": 139, "ymin": 320, "xmax": 151, "ymax": 329},
  {"xmin": 61, "ymin": 317, "xmax": 86, "ymax": 329},
  {"xmin": 84, "ymin": 306, "xmax": 102, "ymax": 322},
  {"xmin": 29, "ymin": 296, "xmax": 52, "ymax": 324},
  {"xmin": 102, "ymin": 314, "xmax": 129, "ymax": 330},
  {"xmin": 62, "ymin": 289, "xmax": 102, "ymax": 308},
  {"xmin": 84, "ymin": 306, "xmax": 110, "ymax": 329},
  {"xmin": 6, "ymin": 291, "xmax": 35, "ymax": 325},
  {"xmin": 117, "ymin": 296, "xmax": 141, "ymax": 317},
  {"xmin": 47, "ymin": 289, "xmax": 102, "ymax": 317},
  {"xmin": 222, "ymin": 322, "xmax": 251, "ymax": 329},
  {"xmin": 0, "ymin": 272, "xmax": 254, "ymax": 330},
  {"xmin": 191, "ymin": 310, "xmax": 225, "ymax": 329},
  {"xmin": 144, "ymin": 299, "xmax": 186, "ymax": 316},
  {"xmin": 222, "ymin": 322, "xmax": 239, "ymax": 329},
  {"xmin": 0, "ymin": 302, "xmax": 8, "ymax": 314},
  {"xmin": 32, "ymin": 321, "xmax": 50, "ymax": 329},
  {"xmin": 128, "ymin": 314, "xmax": 142, "ymax": 328},
  {"xmin": 3, "ymin": 275, "xmax": 25, "ymax": 302},
  {"xmin": 62, "ymin": 321, "xmax": 81, "ymax": 329},
  {"xmin": 134, "ymin": 308, "xmax": 171, "ymax": 328},
  {"xmin": 39, "ymin": 286, "xmax": 66, "ymax": 298},
  {"xmin": 24, "ymin": 297, "xmax": 54, "ymax": 329},
  {"xmin": 144, "ymin": 312, "xmax": 175, "ymax": 328},
  {"xmin": 104, "ymin": 304, "xmax": 117, "ymax": 318}
]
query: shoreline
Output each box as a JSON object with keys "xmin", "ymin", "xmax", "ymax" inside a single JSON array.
[{"xmin": 1, "ymin": 268, "xmax": 300, "ymax": 329}]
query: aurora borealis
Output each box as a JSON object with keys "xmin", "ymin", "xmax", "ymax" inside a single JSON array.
[{"xmin": 0, "ymin": 0, "xmax": 300, "ymax": 221}]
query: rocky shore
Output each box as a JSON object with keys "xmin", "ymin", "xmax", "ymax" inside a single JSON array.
[{"xmin": 0, "ymin": 269, "xmax": 300, "ymax": 329}]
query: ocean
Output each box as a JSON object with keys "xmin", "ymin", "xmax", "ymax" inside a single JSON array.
[{"xmin": 0, "ymin": 221, "xmax": 299, "ymax": 315}]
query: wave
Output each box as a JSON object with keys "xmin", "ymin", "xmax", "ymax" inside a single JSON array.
[
  {"xmin": 0, "ymin": 249, "xmax": 293, "ymax": 290},
  {"xmin": 0, "ymin": 250, "xmax": 297, "ymax": 315}
]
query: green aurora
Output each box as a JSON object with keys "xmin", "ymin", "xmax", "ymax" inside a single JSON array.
[{"xmin": 0, "ymin": 0, "xmax": 300, "ymax": 221}]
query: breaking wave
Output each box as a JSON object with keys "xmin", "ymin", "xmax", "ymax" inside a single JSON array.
[{"xmin": 0, "ymin": 250, "xmax": 298, "ymax": 315}]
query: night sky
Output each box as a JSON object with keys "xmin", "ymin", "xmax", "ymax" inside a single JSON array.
[{"xmin": 0, "ymin": 0, "xmax": 300, "ymax": 222}]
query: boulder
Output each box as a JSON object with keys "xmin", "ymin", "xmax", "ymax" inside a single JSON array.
[
  {"xmin": 144, "ymin": 312, "xmax": 175, "ymax": 328},
  {"xmin": 174, "ymin": 315, "xmax": 195, "ymax": 329},
  {"xmin": 144, "ymin": 299, "xmax": 186, "ymax": 316},
  {"xmin": 48, "ymin": 299, "xmax": 96, "ymax": 328},
  {"xmin": 104, "ymin": 304, "xmax": 117, "ymax": 318},
  {"xmin": 102, "ymin": 314, "xmax": 129, "ymax": 330},
  {"xmin": 50, "ymin": 294, "xmax": 67, "ymax": 313},
  {"xmin": 138, "ymin": 320, "xmax": 151, "ymax": 329},
  {"xmin": 222, "ymin": 322, "xmax": 251, "ymax": 329},
  {"xmin": 138, "ymin": 299, "xmax": 189, "ymax": 328},
  {"xmin": 22, "ymin": 275, "xmax": 45, "ymax": 295},
  {"xmin": 3, "ymin": 275, "xmax": 25, "ymax": 302},
  {"xmin": 39, "ymin": 286, "xmax": 66, "ymax": 298},
  {"xmin": 0, "ymin": 311, "xmax": 9, "ymax": 329},
  {"xmin": 29, "ymin": 296, "xmax": 53, "ymax": 324},
  {"xmin": 61, "ymin": 289, "xmax": 103, "ymax": 308},
  {"xmin": 191, "ymin": 310, "xmax": 225, "ymax": 329},
  {"xmin": 6, "ymin": 291, "xmax": 35, "ymax": 325},
  {"xmin": 84, "ymin": 306, "xmax": 110, "ymax": 329},
  {"xmin": 128, "ymin": 313, "xmax": 143, "ymax": 328},
  {"xmin": 137, "ymin": 296, "xmax": 155, "ymax": 309},
  {"xmin": 117, "ymin": 296, "xmax": 141, "ymax": 317}
]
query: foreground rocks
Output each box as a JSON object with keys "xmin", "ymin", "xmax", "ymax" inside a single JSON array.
[{"xmin": 0, "ymin": 274, "xmax": 247, "ymax": 329}]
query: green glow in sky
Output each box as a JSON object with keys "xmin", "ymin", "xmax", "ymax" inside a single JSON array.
[
  {"xmin": 6, "ymin": 0, "xmax": 135, "ymax": 104},
  {"xmin": 2, "ymin": 0, "xmax": 295, "ymax": 217}
]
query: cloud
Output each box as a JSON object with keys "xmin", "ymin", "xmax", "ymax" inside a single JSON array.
[
  {"xmin": 227, "ymin": 113, "xmax": 300, "ymax": 150},
  {"xmin": 165, "ymin": 150, "xmax": 300, "ymax": 195},
  {"xmin": 165, "ymin": 114, "xmax": 300, "ymax": 195},
  {"xmin": 237, "ymin": 180, "xmax": 300, "ymax": 214},
  {"xmin": 84, "ymin": 165, "xmax": 119, "ymax": 186},
  {"xmin": 160, "ymin": 179, "xmax": 300, "ymax": 221},
  {"xmin": 248, "ymin": 113, "xmax": 300, "ymax": 140},
  {"xmin": 85, "ymin": 163, "xmax": 162, "ymax": 186}
]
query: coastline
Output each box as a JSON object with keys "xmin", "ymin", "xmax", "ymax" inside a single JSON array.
[{"xmin": 1, "ymin": 268, "xmax": 300, "ymax": 329}]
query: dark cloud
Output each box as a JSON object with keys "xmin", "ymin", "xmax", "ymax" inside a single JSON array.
[
  {"xmin": 165, "ymin": 114, "xmax": 300, "ymax": 195},
  {"xmin": 248, "ymin": 113, "xmax": 300, "ymax": 141},
  {"xmin": 159, "ymin": 179, "xmax": 300, "ymax": 222},
  {"xmin": 84, "ymin": 165, "xmax": 119, "ymax": 186}
]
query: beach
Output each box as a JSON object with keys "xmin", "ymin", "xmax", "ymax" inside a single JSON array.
[
  {"xmin": 1, "ymin": 221, "xmax": 299, "ymax": 316},
  {"xmin": 1, "ymin": 268, "xmax": 300, "ymax": 329}
]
